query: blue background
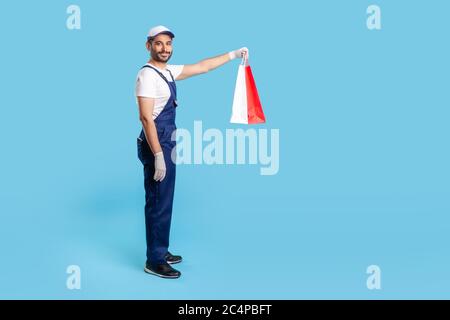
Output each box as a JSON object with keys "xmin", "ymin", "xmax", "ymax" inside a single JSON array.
[{"xmin": 0, "ymin": 0, "xmax": 449, "ymax": 299}]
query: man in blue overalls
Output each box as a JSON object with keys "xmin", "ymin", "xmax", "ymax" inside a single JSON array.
[{"xmin": 135, "ymin": 25, "xmax": 248, "ymax": 279}]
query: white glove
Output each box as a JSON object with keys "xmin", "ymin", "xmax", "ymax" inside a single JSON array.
[
  {"xmin": 228, "ymin": 47, "xmax": 249, "ymax": 61},
  {"xmin": 154, "ymin": 151, "xmax": 166, "ymax": 182}
]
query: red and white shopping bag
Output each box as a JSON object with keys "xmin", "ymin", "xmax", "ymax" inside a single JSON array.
[{"xmin": 230, "ymin": 55, "xmax": 266, "ymax": 124}]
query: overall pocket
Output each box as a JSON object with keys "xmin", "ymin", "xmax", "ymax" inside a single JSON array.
[{"xmin": 137, "ymin": 137, "xmax": 152, "ymax": 165}]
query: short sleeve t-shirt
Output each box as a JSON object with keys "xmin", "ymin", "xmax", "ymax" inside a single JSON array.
[{"xmin": 135, "ymin": 63, "xmax": 184, "ymax": 119}]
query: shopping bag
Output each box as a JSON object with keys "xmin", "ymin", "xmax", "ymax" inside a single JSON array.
[
  {"xmin": 230, "ymin": 55, "xmax": 266, "ymax": 124},
  {"xmin": 230, "ymin": 62, "xmax": 248, "ymax": 124}
]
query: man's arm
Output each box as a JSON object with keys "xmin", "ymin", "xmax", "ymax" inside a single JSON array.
[
  {"xmin": 138, "ymin": 97, "xmax": 162, "ymax": 154},
  {"xmin": 176, "ymin": 47, "xmax": 248, "ymax": 81},
  {"xmin": 138, "ymin": 96, "xmax": 167, "ymax": 181}
]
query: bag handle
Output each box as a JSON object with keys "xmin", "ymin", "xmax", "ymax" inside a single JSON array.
[{"xmin": 241, "ymin": 51, "xmax": 249, "ymax": 66}]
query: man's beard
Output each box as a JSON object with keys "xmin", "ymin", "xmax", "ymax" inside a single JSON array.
[{"xmin": 151, "ymin": 50, "xmax": 173, "ymax": 63}]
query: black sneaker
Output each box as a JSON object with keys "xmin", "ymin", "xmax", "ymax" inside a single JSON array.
[
  {"xmin": 144, "ymin": 262, "xmax": 181, "ymax": 279},
  {"xmin": 165, "ymin": 251, "xmax": 182, "ymax": 264}
]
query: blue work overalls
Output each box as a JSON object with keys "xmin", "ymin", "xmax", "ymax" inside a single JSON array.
[{"xmin": 137, "ymin": 65, "xmax": 178, "ymax": 266}]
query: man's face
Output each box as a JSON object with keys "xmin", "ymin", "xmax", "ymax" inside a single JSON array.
[{"xmin": 148, "ymin": 34, "xmax": 173, "ymax": 63}]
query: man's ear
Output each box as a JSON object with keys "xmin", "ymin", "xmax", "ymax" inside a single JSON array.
[{"xmin": 146, "ymin": 41, "xmax": 151, "ymax": 51}]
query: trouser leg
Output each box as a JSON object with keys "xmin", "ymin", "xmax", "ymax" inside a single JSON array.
[{"xmin": 143, "ymin": 146, "xmax": 176, "ymax": 265}]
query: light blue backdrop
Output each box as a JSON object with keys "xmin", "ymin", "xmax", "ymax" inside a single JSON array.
[{"xmin": 1, "ymin": 0, "xmax": 449, "ymax": 299}]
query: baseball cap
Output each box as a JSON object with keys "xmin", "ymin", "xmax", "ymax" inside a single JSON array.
[{"xmin": 147, "ymin": 25, "xmax": 175, "ymax": 40}]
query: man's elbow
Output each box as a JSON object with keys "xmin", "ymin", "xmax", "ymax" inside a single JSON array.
[
  {"xmin": 197, "ymin": 63, "xmax": 210, "ymax": 74},
  {"xmin": 140, "ymin": 115, "xmax": 154, "ymax": 126}
]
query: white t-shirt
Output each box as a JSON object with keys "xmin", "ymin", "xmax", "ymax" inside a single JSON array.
[{"xmin": 135, "ymin": 63, "xmax": 184, "ymax": 119}]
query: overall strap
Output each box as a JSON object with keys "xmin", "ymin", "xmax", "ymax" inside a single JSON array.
[
  {"xmin": 166, "ymin": 69, "xmax": 176, "ymax": 82},
  {"xmin": 141, "ymin": 65, "xmax": 177, "ymax": 101},
  {"xmin": 141, "ymin": 65, "xmax": 177, "ymax": 99},
  {"xmin": 165, "ymin": 69, "xmax": 177, "ymax": 97},
  {"xmin": 141, "ymin": 65, "xmax": 174, "ymax": 85}
]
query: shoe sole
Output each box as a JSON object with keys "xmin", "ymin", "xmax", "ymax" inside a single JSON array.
[
  {"xmin": 167, "ymin": 258, "xmax": 182, "ymax": 265},
  {"xmin": 144, "ymin": 266, "xmax": 181, "ymax": 279}
]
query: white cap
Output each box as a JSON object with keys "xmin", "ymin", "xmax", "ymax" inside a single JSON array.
[{"xmin": 147, "ymin": 25, "xmax": 175, "ymax": 39}]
